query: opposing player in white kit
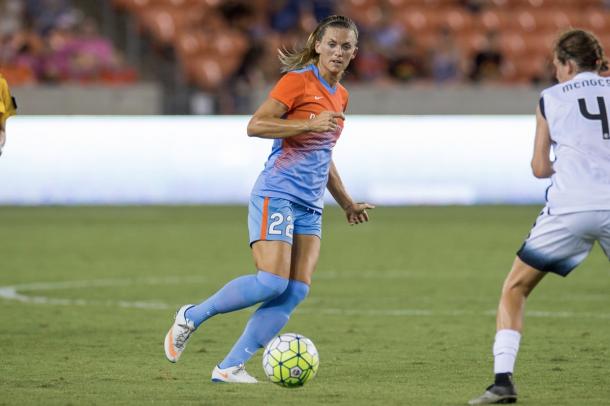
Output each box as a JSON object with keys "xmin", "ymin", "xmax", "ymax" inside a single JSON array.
[{"xmin": 469, "ymin": 29, "xmax": 610, "ymax": 405}]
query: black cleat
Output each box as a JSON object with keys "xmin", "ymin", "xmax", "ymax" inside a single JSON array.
[{"xmin": 468, "ymin": 383, "xmax": 517, "ymax": 404}]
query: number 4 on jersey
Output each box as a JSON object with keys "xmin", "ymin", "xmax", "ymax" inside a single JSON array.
[{"xmin": 578, "ymin": 97, "xmax": 610, "ymax": 139}]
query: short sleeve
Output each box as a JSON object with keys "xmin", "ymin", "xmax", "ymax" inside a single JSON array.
[
  {"xmin": 538, "ymin": 96, "xmax": 546, "ymax": 120},
  {"xmin": 269, "ymin": 72, "xmax": 305, "ymax": 111}
]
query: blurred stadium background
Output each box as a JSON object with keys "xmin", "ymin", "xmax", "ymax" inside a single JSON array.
[
  {"xmin": 3, "ymin": 0, "xmax": 610, "ymax": 116},
  {"xmin": 5, "ymin": 0, "xmax": 610, "ymax": 205}
]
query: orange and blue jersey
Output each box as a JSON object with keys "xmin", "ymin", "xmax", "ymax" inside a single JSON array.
[{"xmin": 251, "ymin": 64, "xmax": 349, "ymax": 212}]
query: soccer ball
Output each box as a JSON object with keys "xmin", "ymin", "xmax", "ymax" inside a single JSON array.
[{"xmin": 262, "ymin": 333, "xmax": 319, "ymax": 388}]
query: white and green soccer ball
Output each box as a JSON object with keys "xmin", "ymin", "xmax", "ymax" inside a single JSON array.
[{"xmin": 262, "ymin": 333, "xmax": 319, "ymax": 388}]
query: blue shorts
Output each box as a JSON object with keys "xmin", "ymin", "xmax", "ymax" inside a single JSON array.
[{"xmin": 248, "ymin": 195, "xmax": 322, "ymax": 245}]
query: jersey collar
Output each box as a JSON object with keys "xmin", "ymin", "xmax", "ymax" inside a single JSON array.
[
  {"xmin": 311, "ymin": 64, "xmax": 337, "ymax": 94},
  {"xmin": 291, "ymin": 64, "xmax": 338, "ymax": 94},
  {"xmin": 573, "ymin": 71, "xmax": 598, "ymax": 80}
]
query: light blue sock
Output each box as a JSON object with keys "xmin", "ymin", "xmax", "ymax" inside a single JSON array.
[
  {"xmin": 219, "ymin": 280, "xmax": 309, "ymax": 369},
  {"xmin": 185, "ymin": 271, "xmax": 288, "ymax": 328}
]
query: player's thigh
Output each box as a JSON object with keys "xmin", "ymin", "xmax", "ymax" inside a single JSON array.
[
  {"xmin": 288, "ymin": 204, "xmax": 323, "ymax": 284},
  {"xmin": 252, "ymin": 240, "xmax": 292, "ymax": 278},
  {"xmin": 517, "ymin": 209, "xmax": 596, "ymax": 277},
  {"xmin": 290, "ymin": 235, "xmax": 321, "ymax": 285},
  {"xmin": 248, "ymin": 196, "xmax": 295, "ymax": 277}
]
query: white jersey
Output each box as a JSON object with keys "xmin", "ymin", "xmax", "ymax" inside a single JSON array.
[{"xmin": 540, "ymin": 71, "xmax": 610, "ymax": 214}]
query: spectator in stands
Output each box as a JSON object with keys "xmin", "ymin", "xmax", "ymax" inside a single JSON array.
[
  {"xmin": 429, "ymin": 27, "xmax": 463, "ymax": 84},
  {"xmin": 39, "ymin": 13, "xmax": 133, "ymax": 84},
  {"xmin": 0, "ymin": 0, "xmax": 25, "ymax": 35},
  {"xmin": 387, "ymin": 38, "xmax": 423, "ymax": 82},
  {"xmin": 469, "ymin": 30, "xmax": 504, "ymax": 83},
  {"xmin": 0, "ymin": 0, "xmax": 40, "ymax": 85},
  {"xmin": 68, "ymin": 17, "xmax": 119, "ymax": 82},
  {"xmin": 26, "ymin": 0, "xmax": 75, "ymax": 35},
  {"xmin": 461, "ymin": 0, "xmax": 486, "ymax": 14},
  {"xmin": 307, "ymin": 0, "xmax": 334, "ymax": 22},
  {"xmin": 352, "ymin": 34, "xmax": 387, "ymax": 82},
  {"xmin": 368, "ymin": 6, "xmax": 406, "ymax": 60},
  {"xmin": 269, "ymin": 0, "xmax": 335, "ymax": 33},
  {"xmin": 39, "ymin": 13, "xmax": 77, "ymax": 82},
  {"xmin": 530, "ymin": 58, "xmax": 557, "ymax": 86},
  {"xmin": 0, "ymin": 27, "xmax": 42, "ymax": 85},
  {"xmin": 269, "ymin": 0, "xmax": 302, "ymax": 33},
  {"xmin": 1, "ymin": 0, "xmax": 135, "ymax": 86}
]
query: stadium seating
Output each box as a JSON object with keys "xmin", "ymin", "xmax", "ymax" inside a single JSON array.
[
  {"xmin": 107, "ymin": 0, "xmax": 610, "ymax": 88},
  {"xmin": 113, "ymin": 0, "xmax": 248, "ymax": 90},
  {"xmin": 0, "ymin": 1, "xmax": 138, "ymax": 85}
]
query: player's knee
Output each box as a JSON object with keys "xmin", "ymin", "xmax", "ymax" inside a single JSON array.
[
  {"xmin": 502, "ymin": 277, "xmax": 535, "ymax": 298},
  {"xmin": 287, "ymin": 280, "xmax": 309, "ymax": 305},
  {"xmin": 256, "ymin": 270, "xmax": 289, "ymax": 299}
]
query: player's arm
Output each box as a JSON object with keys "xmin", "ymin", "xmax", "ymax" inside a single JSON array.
[
  {"xmin": 0, "ymin": 79, "xmax": 16, "ymax": 157},
  {"xmin": 0, "ymin": 95, "xmax": 6, "ymax": 156},
  {"xmin": 531, "ymin": 102, "xmax": 554, "ymax": 178},
  {"xmin": 0, "ymin": 121, "xmax": 5, "ymax": 156},
  {"xmin": 327, "ymin": 160, "xmax": 374, "ymax": 225},
  {"xmin": 247, "ymin": 98, "xmax": 344, "ymax": 139}
]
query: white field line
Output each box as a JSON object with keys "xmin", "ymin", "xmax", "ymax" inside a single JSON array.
[
  {"xmin": 297, "ymin": 308, "xmax": 610, "ymax": 320},
  {"xmin": 0, "ymin": 277, "xmax": 609, "ymax": 319},
  {"xmin": 0, "ymin": 276, "xmax": 208, "ymax": 310}
]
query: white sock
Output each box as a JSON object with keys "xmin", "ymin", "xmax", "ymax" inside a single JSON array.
[{"xmin": 493, "ymin": 329, "xmax": 521, "ymax": 374}]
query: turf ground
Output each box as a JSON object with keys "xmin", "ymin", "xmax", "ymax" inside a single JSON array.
[{"xmin": 0, "ymin": 205, "xmax": 609, "ymax": 405}]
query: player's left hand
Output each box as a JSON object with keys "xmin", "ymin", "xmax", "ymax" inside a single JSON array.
[{"xmin": 345, "ymin": 202, "xmax": 375, "ymax": 225}]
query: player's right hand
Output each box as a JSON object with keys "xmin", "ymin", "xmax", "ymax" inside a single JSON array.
[
  {"xmin": 308, "ymin": 111, "xmax": 345, "ymax": 133},
  {"xmin": 0, "ymin": 129, "xmax": 5, "ymax": 157}
]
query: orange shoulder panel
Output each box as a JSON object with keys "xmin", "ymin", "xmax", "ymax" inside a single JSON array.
[{"xmin": 269, "ymin": 72, "xmax": 306, "ymax": 111}]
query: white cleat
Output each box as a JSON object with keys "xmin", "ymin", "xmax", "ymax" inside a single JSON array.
[
  {"xmin": 164, "ymin": 304, "xmax": 195, "ymax": 363},
  {"xmin": 211, "ymin": 364, "xmax": 258, "ymax": 383}
]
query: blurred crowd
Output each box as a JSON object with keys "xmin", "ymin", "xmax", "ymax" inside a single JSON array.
[
  {"xmin": 0, "ymin": 0, "xmax": 136, "ymax": 85},
  {"xmin": 205, "ymin": 0, "xmax": 561, "ymax": 112},
  {"xmin": 3, "ymin": 0, "xmax": 610, "ymax": 96},
  {"xmin": 221, "ymin": 0, "xmax": 554, "ymax": 90}
]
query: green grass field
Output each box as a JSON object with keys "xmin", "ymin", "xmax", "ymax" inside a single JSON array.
[{"xmin": 1, "ymin": 206, "xmax": 609, "ymax": 405}]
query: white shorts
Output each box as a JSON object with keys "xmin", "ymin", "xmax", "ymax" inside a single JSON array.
[{"xmin": 517, "ymin": 208, "xmax": 610, "ymax": 276}]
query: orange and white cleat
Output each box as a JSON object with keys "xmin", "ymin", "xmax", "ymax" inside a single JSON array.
[
  {"xmin": 164, "ymin": 304, "xmax": 195, "ymax": 363},
  {"xmin": 211, "ymin": 364, "xmax": 258, "ymax": 383}
]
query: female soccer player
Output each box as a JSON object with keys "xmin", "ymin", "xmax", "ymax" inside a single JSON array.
[
  {"xmin": 469, "ymin": 29, "xmax": 610, "ymax": 404},
  {"xmin": 0, "ymin": 73, "xmax": 17, "ymax": 157},
  {"xmin": 164, "ymin": 15, "xmax": 374, "ymax": 383}
]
